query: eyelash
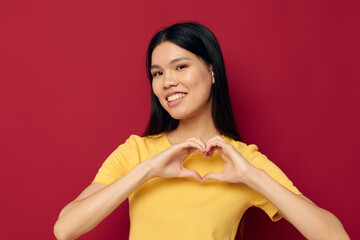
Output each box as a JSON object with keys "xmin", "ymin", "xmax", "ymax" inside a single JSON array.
[
  {"xmin": 152, "ymin": 65, "xmax": 187, "ymax": 78},
  {"xmin": 176, "ymin": 65, "xmax": 187, "ymax": 70},
  {"xmin": 153, "ymin": 71, "xmax": 163, "ymax": 77}
]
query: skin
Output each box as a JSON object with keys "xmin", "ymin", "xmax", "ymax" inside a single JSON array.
[
  {"xmin": 54, "ymin": 41, "xmax": 350, "ymax": 240},
  {"xmin": 150, "ymin": 41, "xmax": 218, "ymax": 144}
]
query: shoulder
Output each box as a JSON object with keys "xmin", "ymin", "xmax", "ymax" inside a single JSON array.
[
  {"xmin": 126, "ymin": 133, "xmax": 164, "ymax": 144},
  {"xmin": 222, "ymin": 135, "xmax": 262, "ymax": 163},
  {"xmin": 224, "ymin": 136, "xmax": 300, "ymax": 191},
  {"xmin": 124, "ymin": 133, "xmax": 166, "ymax": 147}
]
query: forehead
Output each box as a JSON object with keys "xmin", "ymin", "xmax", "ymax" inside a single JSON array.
[{"xmin": 151, "ymin": 41, "xmax": 197, "ymax": 64}]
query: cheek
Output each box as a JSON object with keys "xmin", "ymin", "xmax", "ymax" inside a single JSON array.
[
  {"xmin": 152, "ymin": 81, "xmax": 168, "ymax": 109},
  {"xmin": 183, "ymin": 71, "xmax": 202, "ymax": 88},
  {"xmin": 184, "ymin": 71, "xmax": 212, "ymax": 95},
  {"xmin": 152, "ymin": 81, "xmax": 161, "ymax": 98}
]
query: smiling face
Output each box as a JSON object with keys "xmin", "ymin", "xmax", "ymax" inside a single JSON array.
[{"xmin": 151, "ymin": 41, "xmax": 214, "ymax": 121}]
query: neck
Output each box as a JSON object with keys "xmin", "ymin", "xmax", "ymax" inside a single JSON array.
[{"xmin": 167, "ymin": 112, "xmax": 220, "ymax": 145}]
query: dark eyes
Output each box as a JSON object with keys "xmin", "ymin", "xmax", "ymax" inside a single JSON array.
[
  {"xmin": 152, "ymin": 65, "xmax": 187, "ymax": 78},
  {"xmin": 152, "ymin": 71, "xmax": 163, "ymax": 77},
  {"xmin": 176, "ymin": 65, "xmax": 186, "ymax": 70}
]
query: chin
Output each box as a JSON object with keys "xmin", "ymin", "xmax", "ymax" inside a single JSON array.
[
  {"xmin": 168, "ymin": 111, "xmax": 189, "ymax": 120},
  {"xmin": 169, "ymin": 113, "xmax": 184, "ymax": 120}
]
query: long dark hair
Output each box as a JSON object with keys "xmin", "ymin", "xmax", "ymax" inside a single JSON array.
[{"xmin": 143, "ymin": 22, "xmax": 241, "ymax": 142}]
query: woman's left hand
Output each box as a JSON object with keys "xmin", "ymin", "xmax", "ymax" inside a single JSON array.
[
  {"xmin": 202, "ymin": 137, "xmax": 350, "ymax": 240},
  {"xmin": 202, "ymin": 136, "xmax": 255, "ymax": 184}
]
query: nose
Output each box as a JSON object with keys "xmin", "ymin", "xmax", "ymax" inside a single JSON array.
[{"xmin": 163, "ymin": 71, "xmax": 178, "ymax": 89}]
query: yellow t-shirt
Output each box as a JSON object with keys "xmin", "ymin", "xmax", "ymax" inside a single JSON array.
[{"xmin": 93, "ymin": 133, "xmax": 301, "ymax": 240}]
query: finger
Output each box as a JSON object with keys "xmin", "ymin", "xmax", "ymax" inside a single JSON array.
[
  {"xmin": 174, "ymin": 141, "xmax": 203, "ymax": 156},
  {"xmin": 202, "ymin": 147, "xmax": 219, "ymax": 158},
  {"xmin": 179, "ymin": 168, "xmax": 202, "ymax": 181},
  {"xmin": 205, "ymin": 138, "xmax": 227, "ymax": 153},
  {"xmin": 186, "ymin": 137, "xmax": 206, "ymax": 151},
  {"xmin": 206, "ymin": 135, "xmax": 227, "ymax": 144},
  {"xmin": 202, "ymin": 151, "xmax": 212, "ymax": 158},
  {"xmin": 192, "ymin": 149, "xmax": 202, "ymax": 154},
  {"xmin": 187, "ymin": 148, "xmax": 199, "ymax": 154},
  {"xmin": 202, "ymin": 172, "xmax": 223, "ymax": 182},
  {"xmin": 192, "ymin": 137, "xmax": 207, "ymax": 149},
  {"xmin": 181, "ymin": 140, "xmax": 206, "ymax": 153}
]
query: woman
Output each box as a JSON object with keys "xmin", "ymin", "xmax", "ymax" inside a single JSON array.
[{"xmin": 54, "ymin": 22, "xmax": 349, "ymax": 240}]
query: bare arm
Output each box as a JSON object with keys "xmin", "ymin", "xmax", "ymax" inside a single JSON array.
[
  {"xmin": 54, "ymin": 137, "xmax": 205, "ymax": 240},
  {"xmin": 246, "ymin": 168, "xmax": 349, "ymax": 240},
  {"xmin": 202, "ymin": 136, "xmax": 350, "ymax": 240},
  {"xmin": 54, "ymin": 161, "xmax": 153, "ymax": 240}
]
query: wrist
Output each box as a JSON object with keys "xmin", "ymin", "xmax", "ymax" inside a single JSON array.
[
  {"xmin": 137, "ymin": 160, "xmax": 156, "ymax": 181},
  {"xmin": 242, "ymin": 165, "xmax": 264, "ymax": 187},
  {"xmin": 142, "ymin": 158, "xmax": 161, "ymax": 179}
]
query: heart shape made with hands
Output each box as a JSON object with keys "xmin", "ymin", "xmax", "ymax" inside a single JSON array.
[
  {"xmin": 173, "ymin": 136, "xmax": 249, "ymax": 183},
  {"xmin": 185, "ymin": 141, "xmax": 224, "ymax": 182}
]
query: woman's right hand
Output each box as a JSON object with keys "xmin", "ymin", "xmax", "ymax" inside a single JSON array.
[{"xmin": 146, "ymin": 137, "xmax": 205, "ymax": 181}]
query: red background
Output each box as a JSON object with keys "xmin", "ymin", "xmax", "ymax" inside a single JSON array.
[{"xmin": 1, "ymin": 0, "xmax": 359, "ymax": 239}]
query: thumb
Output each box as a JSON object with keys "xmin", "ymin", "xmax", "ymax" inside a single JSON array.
[
  {"xmin": 202, "ymin": 172, "xmax": 223, "ymax": 182},
  {"xmin": 179, "ymin": 168, "xmax": 202, "ymax": 182}
]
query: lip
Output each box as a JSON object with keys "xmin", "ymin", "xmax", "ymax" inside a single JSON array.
[
  {"xmin": 166, "ymin": 92, "xmax": 188, "ymax": 107},
  {"xmin": 165, "ymin": 91, "xmax": 188, "ymax": 100},
  {"xmin": 167, "ymin": 95, "xmax": 186, "ymax": 107}
]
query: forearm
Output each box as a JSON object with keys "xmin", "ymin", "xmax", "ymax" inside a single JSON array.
[
  {"xmin": 54, "ymin": 161, "xmax": 153, "ymax": 240},
  {"xmin": 245, "ymin": 168, "xmax": 349, "ymax": 240}
]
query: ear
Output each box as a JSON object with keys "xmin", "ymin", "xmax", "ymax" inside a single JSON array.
[
  {"xmin": 209, "ymin": 64, "xmax": 215, "ymax": 83},
  {"xmin": 208, "ymin": 64, "xmax": 214, "ymax": 75}
]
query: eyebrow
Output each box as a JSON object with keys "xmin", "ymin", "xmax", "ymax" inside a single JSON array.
[{"xmin": 151, "ymin": 57, "xmax": 191, "ymax": 69}]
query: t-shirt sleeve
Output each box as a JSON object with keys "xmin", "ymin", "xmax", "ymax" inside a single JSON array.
[
  {"xmin": 92, "ymin": 135, "xmax": 140, "ymax": 186},
  {"xmin": 244, "ymin": 144, "xmax": 302, "ymax": 222}
]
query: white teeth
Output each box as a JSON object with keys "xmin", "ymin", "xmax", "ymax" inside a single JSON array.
[{"xmin": 167, "ymin": 93, "xmax": 187, "ymax": 102}]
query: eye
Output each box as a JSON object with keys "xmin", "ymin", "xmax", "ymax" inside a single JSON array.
[
  {"xmin": 152, "ymin": 71, "xmax": 163, "ymax": 77},
  {"xmin": 176, "ymin": 65, "xmax": 187, "ymax": 70}
]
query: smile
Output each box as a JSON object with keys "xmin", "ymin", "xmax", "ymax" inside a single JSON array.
[{"xmin": 167, "ymin": 93, "xmax": 187, "ymax": 102}]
